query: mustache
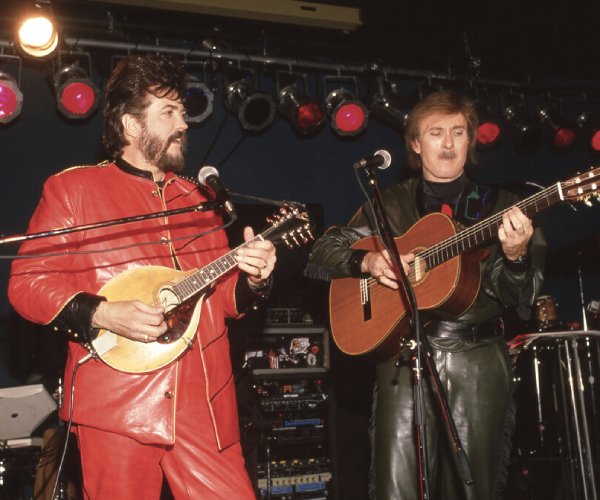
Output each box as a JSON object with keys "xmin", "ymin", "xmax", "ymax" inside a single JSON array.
[
  {"xmin": 169, "ymin": 131, "xmax": 187, "ymax": 143},
  {"xmin": 164, "ymin": 131, "xmax": 188, "ymax": 151},
  {"xmin": 439, "ymin": 151, "xmax": 457, "ymax": 159}
]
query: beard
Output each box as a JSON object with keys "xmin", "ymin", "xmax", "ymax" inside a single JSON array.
[{"xmin": 139, "ymin": 124, "xmax": 188, "ymax": 174}]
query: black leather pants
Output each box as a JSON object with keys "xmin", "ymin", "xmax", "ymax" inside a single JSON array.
[{"xmin": 370, "ymin": 334, "xmax": 514, "ymax": 500}]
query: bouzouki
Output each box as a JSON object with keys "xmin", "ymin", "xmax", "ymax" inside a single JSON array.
[
  {"xmin": 89, "ymin": 202, "xmax": 313, "ymax": 373},
  {"xmin": 329, "ymin": 168, "xmax": 600, "ymax": 360}
]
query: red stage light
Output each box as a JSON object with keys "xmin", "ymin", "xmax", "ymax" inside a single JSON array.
[
  {"xmin": 552, "ymin": 127, "xmax": 576, "ymax": 150},
  {"xmin": 474, "ymin": 99, "xmax": 502, "ymax": 149},
  {"xmin": 477, "ymin": 122, "xmax": 501, "ymax": 146},
  {"xmin": 332, "ymin": 102, "xmax": 367, "ymax": 135},
  {"xmin": 576, "ymin": 110, "xmax": 600, "ymax": 153},
  {"xmin": 538, "ymin": 105, "xmax": 577, "ymax": 154},
  {"xmin": 53, "ymin": 63, "xmax": 99, "ymax": 120},
  {"xmin": 58, "ymin": 80, "xmax": 97, "ymax": 117},
  {"xmin": 296, "ymin": 102, "xmax": 324, "ymax": 133},
  {"xmin": 0, "ymin": 73, "xmax": 23, "ymax": 124},
  {"xmin": 591, "ymin": 129, "xmax": 600, "ymax": 152},
  {"xmin": 325, "ymin": 86, "xmax": 367, "ymax": 137},
  {"xmin": 278, "ymin": 82, "xmax": 325, "ymax": 135}
]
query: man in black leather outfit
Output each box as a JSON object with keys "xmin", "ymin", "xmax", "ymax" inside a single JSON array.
[{"xmin": 307, "ymin": 90, "xmax": 546, "ymax": 499}]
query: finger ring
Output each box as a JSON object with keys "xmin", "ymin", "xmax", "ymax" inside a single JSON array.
[{"xmin": 144, "ymin": 334, "xmax": 149, "ymax": 343}]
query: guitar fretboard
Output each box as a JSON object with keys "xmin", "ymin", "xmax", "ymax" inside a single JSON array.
[{"xmin": 418, "ymin": 182, "xmax": 563, "ymax": 270}]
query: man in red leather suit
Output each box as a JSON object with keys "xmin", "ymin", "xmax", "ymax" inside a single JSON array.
[{"xmin": 8, "ymin": 55, "xmax": 275, "ymax": 499}]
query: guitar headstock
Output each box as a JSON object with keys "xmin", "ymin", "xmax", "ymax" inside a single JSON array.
[
  {"xmin": 262, "ymin": 202, "xmax": 314, "ymax": 249},
  {"xmin": 561, "ymin": 167, "xmax": 600, "ymax": 206}
]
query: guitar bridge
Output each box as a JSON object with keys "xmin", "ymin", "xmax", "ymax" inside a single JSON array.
[{"xmin": 360, "ymin": 278, "xmax": 372, "ymax": 322}]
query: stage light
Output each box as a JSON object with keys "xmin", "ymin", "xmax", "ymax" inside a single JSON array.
[
  {"xmin": 17, "ymin": 3, "xmax": 59, "ymax": 59},
  {"xmin": 577, "ymin": 110, "xmax": 600, "ymax": 153},
  {"xmin": 324, "ymin": 76, "xmax": 367, "ymax": 137},
  {"xmin": 224, "ymin": 74, "xmax": 275, "ymax": 133},
  {"xmin": 53, "ymin": 62, "xmax": 98, "ymax": 119},
  {"xmin": 537, "ymin": 104, "xmax": 576, "ymax": 154},
  {"xmin": 0, "ymin": 72, "xmax": 23, "ymax": 125},
  {"xmin": 279, "ymin": 85, "xmax": 325, "ymax": 134},
  {"xmin": 369, "ymin": 76, "xmax": 411, "ymax": 136},
  {"xmin": 501, "ymin": 95, "xmax": 545, "ymax": 154},
  {"xmin": 184, "ymin": 77, "xmax": 214, "ymax": 123},
  {"xmin": 326, "ymin": 89, "xmax": 367, "ymax": 136},
  {"xmin": 277, "ymin": 72, "xmax": 325, "ymax": 135},
  {"xmin": 475, "ymin": 101, "xmax": 501, "ymax": 149}
]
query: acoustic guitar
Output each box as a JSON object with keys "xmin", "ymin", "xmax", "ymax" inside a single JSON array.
[
  {"xmin": 329, "ymin": 168, "xmax": 600, "ymax": 360},
  {"xmin": 89, "ymin": 202, "xmax": 313, "ymax": 373}
]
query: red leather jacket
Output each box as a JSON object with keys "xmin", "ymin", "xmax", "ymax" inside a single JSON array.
[{"xmin": 9, "ymin": 161, "xmax": 243, "ymax": 450}]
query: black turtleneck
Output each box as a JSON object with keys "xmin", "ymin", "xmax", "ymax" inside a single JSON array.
[{"xmin": 422, "ymin": 174, "xmax": 469, "ymax": 216}]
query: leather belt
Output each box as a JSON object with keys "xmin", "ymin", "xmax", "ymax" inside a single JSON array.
[{"xmin": 426, "ymin": 318, "xmax": 503, "ymax": 342}]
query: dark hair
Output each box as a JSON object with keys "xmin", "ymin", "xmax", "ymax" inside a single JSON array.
[
  {"xmin": 101, "ymin": 54, "xmax": 187, "ymax": 159},
  {"xmin": 404, "ymin": 90, "xmax": 478, "ymax": 170}
]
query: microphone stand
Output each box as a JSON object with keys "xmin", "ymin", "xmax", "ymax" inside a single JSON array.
[
  {"xmin": 360, "ymin": 167, "xmax": 473, "ymax": 499},
  {"xmin": 0, "ymin": 200, "xmax": 227, "ymax": 247}
]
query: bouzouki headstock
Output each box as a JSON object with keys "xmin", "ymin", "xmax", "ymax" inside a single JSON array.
[{"xmin": 262, "ymin": 202, "xmax": 314, "ymax": 249}]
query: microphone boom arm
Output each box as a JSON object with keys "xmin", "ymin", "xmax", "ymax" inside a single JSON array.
[{"xmin": 0, "ymin": 200, "xmax": 222, "ymax": 247}]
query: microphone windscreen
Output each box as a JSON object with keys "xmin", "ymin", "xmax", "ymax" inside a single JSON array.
[{"xmin": 197, "ymin": 165, "xmax": 219, "ymax": 185}]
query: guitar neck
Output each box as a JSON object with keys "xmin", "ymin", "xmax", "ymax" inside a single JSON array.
[
  {"xmin": 172, "ymin": 236, "xmax": 262, "ymax": 302},
  {"xmin": 421, "ymin": 182, "xmax": 563, "ymax": 269}
]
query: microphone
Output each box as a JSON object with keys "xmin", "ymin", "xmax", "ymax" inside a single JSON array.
[
  {"xmin": 197, "ymin": 166, "xmax": 236, "ymax": 217},
  {"xmin": 354, "ymin": 149, "xmax": 392, "ymax": 170}
]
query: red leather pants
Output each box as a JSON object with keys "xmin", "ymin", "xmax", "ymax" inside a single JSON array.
[{"xmin": 75, "ymin": 350, "xmax": 255, "ymax": 499}]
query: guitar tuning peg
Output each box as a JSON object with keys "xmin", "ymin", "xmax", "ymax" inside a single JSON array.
[
  {"xmin": 297, "ymin": 231, "xmax": 309, "ymax": 244},
  {"xmin": 585, "ymin": 198, "xmax": 593, "ymax": 207},
  {"xmin": 291, "ymin": 234, "xmax": 300, "ymax": 246},
  {"xmin": 282, "ymin": 234, "xmax": 293, "ymax": 249}
]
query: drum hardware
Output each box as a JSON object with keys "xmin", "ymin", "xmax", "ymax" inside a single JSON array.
[
  {"xmin": 510, "ymin": 330, "xmax": 600, "ymax": 500},
  {"xmin": 0, "ymin": 457, "xmax": 7, "ymax": 487},
  {"xmin": 587, "ymin": 300, "xmax": 600, "ymax": 330},
  {"xmin": 534, "ymin": 295, "xmax": 560, "ymax": 331}
]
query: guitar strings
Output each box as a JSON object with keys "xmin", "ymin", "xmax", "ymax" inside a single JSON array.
[
  {"xmin": 362, "ymin": 183, "xmax": 562, "ymax": 293},
  {"xmin": 418, "ymin": 183, "xmax": 560, "ymax": 266},
  {"xmin": 173, "ymin": 235, "xmax": 262, "ymax": 300}
]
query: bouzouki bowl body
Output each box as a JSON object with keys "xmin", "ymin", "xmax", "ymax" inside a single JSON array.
[{"xmin": 93, "ymin": 266, "xmax": 202, "ymax": 373}]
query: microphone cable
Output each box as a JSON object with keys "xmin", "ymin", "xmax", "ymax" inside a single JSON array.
[{"xmin": 50, "ymin": 353, "xmax": 93, "ymax": 500}]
